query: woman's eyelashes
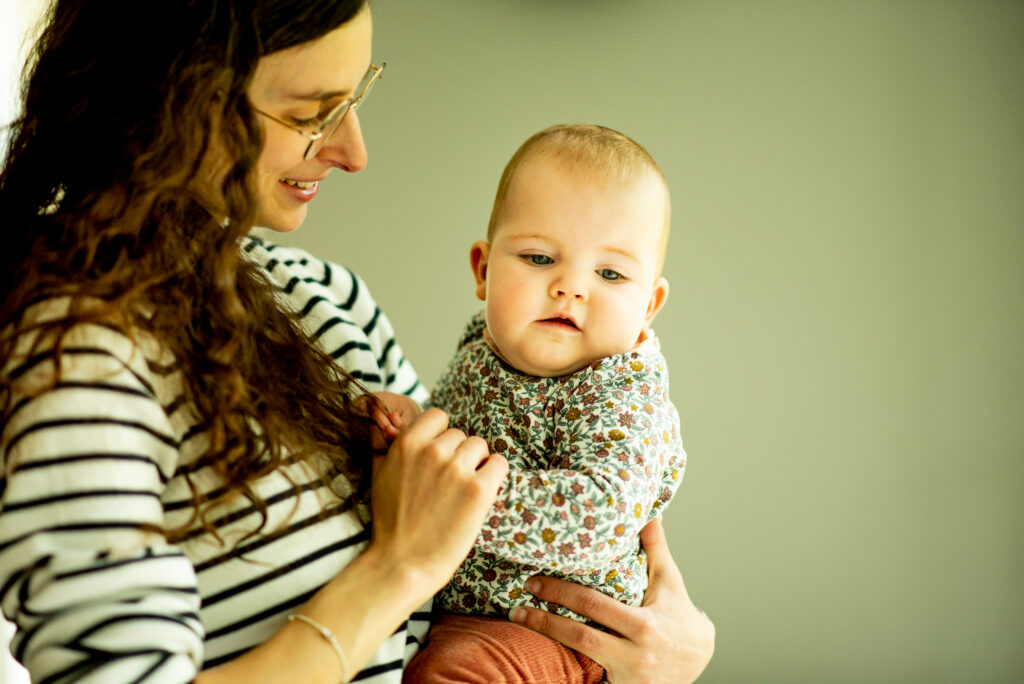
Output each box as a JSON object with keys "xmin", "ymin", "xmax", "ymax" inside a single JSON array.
[
  {"xmin": 290, "ymin": 99, "xmax": 342, "ymax": 129},
  {"xmin": 290, "ymin": 115, "xmax": 322, "ymax": 128}
]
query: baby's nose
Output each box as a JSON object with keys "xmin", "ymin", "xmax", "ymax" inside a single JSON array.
[{"xmin": 550, "ymin": 275, "xmax": 587, "ymax": 300}]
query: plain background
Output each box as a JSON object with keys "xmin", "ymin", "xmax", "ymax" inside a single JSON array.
[{"xmin": 4, "ymin": 1, "xmax": 1024, "ymax": 683}]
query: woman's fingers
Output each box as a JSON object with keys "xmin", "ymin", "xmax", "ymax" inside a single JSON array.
[
  {"xmin": 509, "ymin": 603, "xmax": 623, "ymax": 664},
  {"xmin": 370, "ymin": 408, "xmax": 506, "ymax": 591},
  {"xmin": 524, "ymin": 573, "xmax": 646, "ymax": 638},
  {"xmin": 395, "ymin": 406, "xmax": 449, "ymax": 444},
  {"xmin": 472, "ymin": 449, "xmax": 508, "ymax": 494},
  {"xmin": 448, "ymin": 434, "xmax": 507, "ymax": 512},
  {"xmin": 639, "ymin": 516, "xmax": 686, "ymax": 602},
  {"xmin": 398, "ymin": 411, "xmax": 504, "ymax": 482},
  {"xmin": 636, "ymin": 516, "xmax": 716, "ymax": 683},
  {"xmin": 515, "ymin": 517, "xmax": 715, "ymax": 684},
  {"xmin": 453, "ymin": 434, "xmax": 490, "ymax": 468}
]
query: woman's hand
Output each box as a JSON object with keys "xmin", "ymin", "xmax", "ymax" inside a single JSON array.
[
  {"xmin": 200, "ymin": 409, "xmax": 506, "ymax": 684},
  {"xmin": 510, "ymin": 517, "xmax": 714, "ymax": 684},
  {"xmin": 369, "ymin": 407, "xmax": 508, "ymax": 594}
]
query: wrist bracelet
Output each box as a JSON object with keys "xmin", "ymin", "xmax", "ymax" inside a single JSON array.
[{"xmin": 288, "ymin": 613, "xmax": 350, "ymax": 683}]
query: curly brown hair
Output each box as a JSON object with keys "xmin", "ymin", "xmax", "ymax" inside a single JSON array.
[{"xmin": 0, "ymin": 0, "xmax": 378, "ymax": 542}]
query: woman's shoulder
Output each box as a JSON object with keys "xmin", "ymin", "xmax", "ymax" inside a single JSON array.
[
  {"xmin": 241, "ymin": 234, "xmax": 357, "ymax": 285},
  {"xmin": 240, "ymin": 235, "xmax": 423, "ymax": 398},
  {"xmin": 240, "ymin": 234, "xmax": 375, "ymax": 316},
  {"xmin": 242, "ymin": 233, "xmax": 332, "ymax": 274},
  {"xmin": 6, "ymin": 296, "xmax": 169, "ymax": 361},
  {"xmin": 2, "ymin": 296, "xmax": 178, "ymax": 403}
]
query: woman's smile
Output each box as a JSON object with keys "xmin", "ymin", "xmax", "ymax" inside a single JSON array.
[{"xmin": 279, "ymin": 177, "xmax": 322, "ymax": 203}]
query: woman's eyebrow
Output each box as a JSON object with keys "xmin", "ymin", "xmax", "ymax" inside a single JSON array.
[
  {"xmin": 280, "ymin": 62, "xmax": 371, "ymax": 102},
  {"xmin": 281, "ymin": 87, "xmax": 351, "ymax": 102}
]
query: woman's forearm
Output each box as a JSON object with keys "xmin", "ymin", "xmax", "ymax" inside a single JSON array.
[{"xmin": 196, "ymin": 544, "xmax": 434, "ymax": 683}]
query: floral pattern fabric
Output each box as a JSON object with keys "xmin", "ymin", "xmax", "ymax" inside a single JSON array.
[{"xmin": 430, "ymin": 312, "xmax": 686, "ymax": 621}]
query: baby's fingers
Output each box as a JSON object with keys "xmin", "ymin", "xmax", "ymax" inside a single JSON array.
[
  {"xmin": 384, "ymin": 411, "xmax": 405, "ymax": 437},
  {"xmin": 366, "ymin": 406, "xmax": 394, "ymax": 450}
]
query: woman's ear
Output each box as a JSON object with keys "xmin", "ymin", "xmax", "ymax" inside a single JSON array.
[
  {"xmin": 645, "ymin": 277, "xmax": 670, "ymax": 324},
  {"xmin": 469, "ymin": 240, "xmax": 490, "ymax": 301}
]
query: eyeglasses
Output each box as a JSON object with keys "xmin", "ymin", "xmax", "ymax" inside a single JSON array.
[{"xmin": 254, "ymin": 62, "xmax": 386, "ymax": 160}]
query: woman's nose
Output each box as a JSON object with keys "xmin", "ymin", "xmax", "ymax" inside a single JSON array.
[{"xmin": 316, "ymin": 109, "xmax": 368, "ymax": 172}]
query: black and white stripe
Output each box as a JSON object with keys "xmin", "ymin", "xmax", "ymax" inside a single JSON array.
[{"xmin": 0, "ymin": 237, "xmax": 430, "ymax": 682}]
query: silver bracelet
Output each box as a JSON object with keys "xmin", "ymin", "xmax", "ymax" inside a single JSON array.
[{"xmin": 288, "ymin": 613, "xmax": 351, "ymax": 683}]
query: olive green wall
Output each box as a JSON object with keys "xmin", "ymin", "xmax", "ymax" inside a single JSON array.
[
  {"xmin": 266, "ymin": 2, "xmax": 1024, "ymax": 681},
  {"xmin": 1, "ymin": 1, "xmax": 1019, "ymax": 682}
]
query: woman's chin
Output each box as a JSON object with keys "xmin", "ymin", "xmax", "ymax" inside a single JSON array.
[{"xmin": 256, "ymin": 205, "xmax": 307, "ymax": 233}]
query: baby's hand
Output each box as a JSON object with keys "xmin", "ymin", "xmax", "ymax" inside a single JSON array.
[{"xmin": 362, "ymin": 391, "xmax": 422, "ymax": 447}]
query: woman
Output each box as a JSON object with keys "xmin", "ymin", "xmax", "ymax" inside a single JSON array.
[{"xmin": 0, "ymin": 1, "xmax": 714, "ymax": 682}]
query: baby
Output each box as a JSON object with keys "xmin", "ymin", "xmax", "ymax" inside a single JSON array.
[{"xmin": 404, "ymin": 124, "xmax": 688, "ymax": 684}]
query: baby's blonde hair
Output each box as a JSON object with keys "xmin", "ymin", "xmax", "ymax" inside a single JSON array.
[{"xmin": 487, "ymin": 124, "xmax": 671, "ymax": 270}]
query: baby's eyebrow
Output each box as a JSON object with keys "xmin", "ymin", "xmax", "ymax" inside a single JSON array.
[
  {"xmin": 504, "ymin": 233, "xmax": 642, "ymax": 264},
  {"xmin": 503, "ymin": 232, "xmax": 549, "ymax": 242},
  {"xmin": 602, "ymin": 245, "xmax": 641, "ymax": 264}
]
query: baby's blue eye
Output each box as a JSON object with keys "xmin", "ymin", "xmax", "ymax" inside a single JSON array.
[
  {"xmin": 597, "ymin": 269, "xmax": 623, "ymax": 281},
  {"xmin": 528, "ymin": 255, "xmax": 553, "ymax": 265}
]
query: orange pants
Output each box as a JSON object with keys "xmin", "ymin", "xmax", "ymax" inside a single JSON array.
[{"xmin": 403, "ymin": 614, "xmax": 606, "ymax": 684}]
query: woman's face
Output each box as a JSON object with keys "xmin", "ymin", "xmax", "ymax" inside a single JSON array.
[{"xmin": 247, "ymin": 5, "xmax": 373, "ymax": 232}]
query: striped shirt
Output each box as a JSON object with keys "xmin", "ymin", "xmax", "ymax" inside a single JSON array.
[{"xmin": 0, "ymin": 236, "xmax": 430, "ymax": 683}]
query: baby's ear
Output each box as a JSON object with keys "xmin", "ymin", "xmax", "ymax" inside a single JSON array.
[
  {"xmin": 645, "ymin": 277, "xmax": 670, "ymax": 324},
  {"xmin": 469, "ymin": 241, "xmax": 490, "ymax": 302}
]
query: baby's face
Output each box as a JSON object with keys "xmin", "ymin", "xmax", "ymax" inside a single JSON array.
[{"xmin": 472, "ymin": 156, "xmax": 669, "ymax": 377}]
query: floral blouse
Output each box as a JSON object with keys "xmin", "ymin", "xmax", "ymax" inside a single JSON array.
[{"xmin": 430, "ymin": 312, "xmax": 686, "ymax": 621}]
